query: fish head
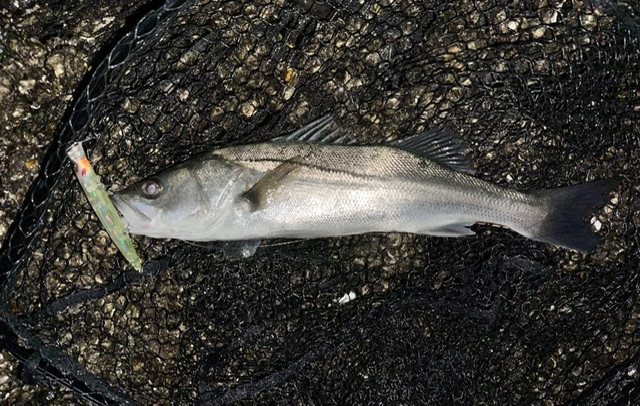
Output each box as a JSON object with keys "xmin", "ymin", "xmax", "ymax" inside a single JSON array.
[{"xmin": 111, "ymin": 162, "xmax": 208, "ymax": 239}]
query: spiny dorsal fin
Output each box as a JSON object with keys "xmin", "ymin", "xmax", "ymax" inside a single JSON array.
[
  {"xmin": 388, "ymin": 127, "xmax": 474, "ymax": 174},
  {"xmin": 271, "ymin": 114, "xmax": 358, "ymax": 145},
  {"xmin": 242, "ymin": 161, "xmax": 299, "ymax": 211}
]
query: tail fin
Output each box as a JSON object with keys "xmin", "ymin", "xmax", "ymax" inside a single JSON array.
[{"xmin": 533, "ymin": 178, "xmax": 619, "ymax": 253}]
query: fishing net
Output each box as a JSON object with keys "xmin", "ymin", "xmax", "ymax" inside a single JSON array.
[{"xmin": 1, "ymin": 0, "xmax": 638, "ymax": 404}]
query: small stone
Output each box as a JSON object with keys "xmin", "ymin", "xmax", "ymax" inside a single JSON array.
[
  {"xmin": 47, "ymin": 53, "xmax": 66, "ymax": 78},
  {"xmin": 18, "ymin": 79, "xmax": 36, "ymax": 94}
]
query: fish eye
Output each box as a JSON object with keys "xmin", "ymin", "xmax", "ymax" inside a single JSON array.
[{"xmin": 140, "ymin": 179, "xmax": 163, "ymax": 199}]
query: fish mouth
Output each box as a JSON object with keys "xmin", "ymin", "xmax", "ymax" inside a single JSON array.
[{"xmin": 110, "ymin": 193, "xmax": 152, "ymax": 233}]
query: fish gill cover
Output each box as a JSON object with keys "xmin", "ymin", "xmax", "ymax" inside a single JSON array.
[{"xmin": 0, "ymin": 0, "xmax": 638, "ymax": 404}]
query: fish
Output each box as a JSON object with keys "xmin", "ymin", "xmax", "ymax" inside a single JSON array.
[{"xmin": 110, "ymin": 115, "xmax": 618, "ymax": 257}]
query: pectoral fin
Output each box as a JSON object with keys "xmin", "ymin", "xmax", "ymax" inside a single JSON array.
[{"xmin": 242, "ymin": 162, "xmax": 299, "ymax": 211}]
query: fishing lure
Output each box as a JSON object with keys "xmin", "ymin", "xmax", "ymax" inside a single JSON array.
[{"xmin": 67, "ymin": 142, "xmax": 143, "ymax": 272}]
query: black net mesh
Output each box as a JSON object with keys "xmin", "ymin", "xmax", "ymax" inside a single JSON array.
[{"xmin": 0, "ymin": 0, "xmax": 639, "ymax": 404}]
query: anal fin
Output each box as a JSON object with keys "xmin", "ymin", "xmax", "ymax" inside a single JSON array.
[{"xmin": 421, "ymin": 223, "xmax": 476, "ymax": 237}]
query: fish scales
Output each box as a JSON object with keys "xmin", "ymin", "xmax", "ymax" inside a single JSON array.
[{"xmin": 210, "ymin": 142, "xmax": 540, "ymax": 235}]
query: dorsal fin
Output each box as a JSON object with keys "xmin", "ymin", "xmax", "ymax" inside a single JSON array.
[
  {"xmin": 388, "ymin": 127, "xmax": 474, "ymax": 174},
  {"xmin": 271, "ymin": 114, "xmax": 358, "ymax": 145}
]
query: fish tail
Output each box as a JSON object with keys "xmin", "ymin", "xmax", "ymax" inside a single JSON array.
[{"xmin": 530, "ymin": 178, "xmax": 619, "ymax": 252}]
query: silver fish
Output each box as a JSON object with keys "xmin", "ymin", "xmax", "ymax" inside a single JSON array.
[{"xmin": 111, "ymin": 115, "xmax": 617, "ymax": 256}]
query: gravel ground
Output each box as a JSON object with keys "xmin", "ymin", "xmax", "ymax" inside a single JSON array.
[
  {"xmin": 0, "ymin": 1, "xmax": 133, "ymax": 401},
  {"xmin": 1, "ymin": 1, "xmax": 637, "ymax": 404}
]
